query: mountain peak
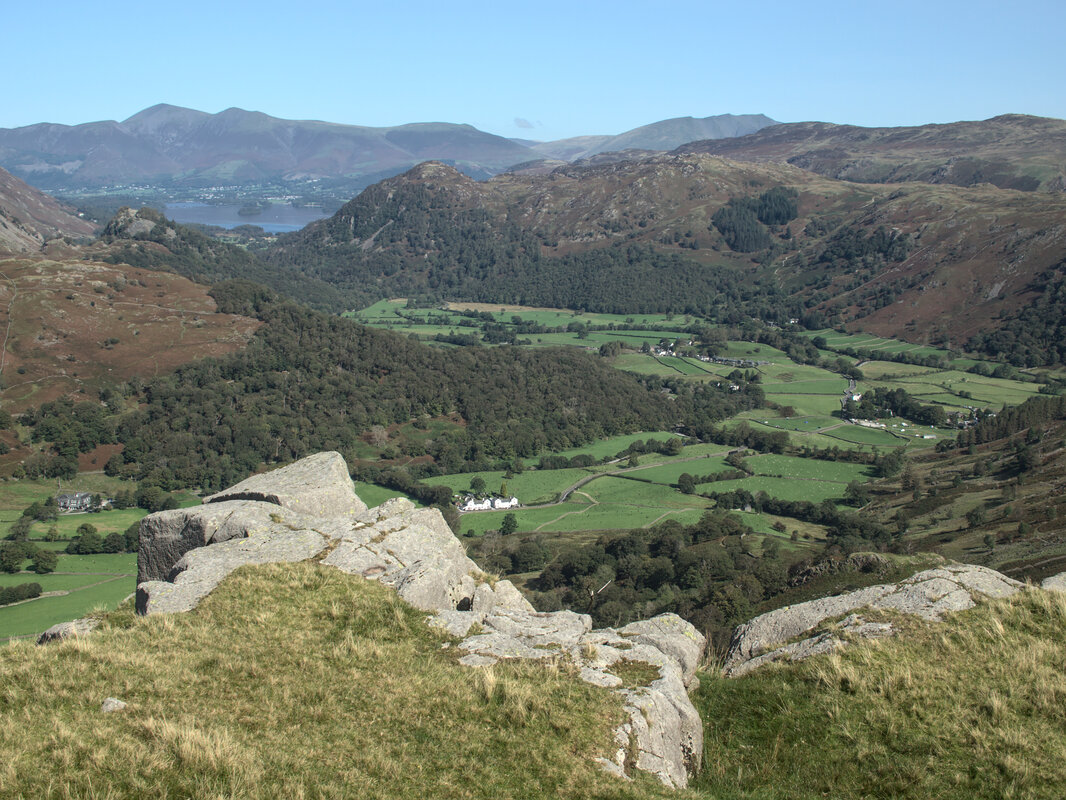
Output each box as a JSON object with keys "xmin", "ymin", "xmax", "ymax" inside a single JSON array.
[{"xmin": 122, "ymin": 104, "xmax": 210, "ymax": 134}]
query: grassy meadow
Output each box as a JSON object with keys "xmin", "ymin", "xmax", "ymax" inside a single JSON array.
[
  {"xmin": 0, "ymin": 562, "xmax": 663, "ymax": 800},
  {"xmin": 695, "ymin": 589, "xmax": 1066, "ymax": 800}
]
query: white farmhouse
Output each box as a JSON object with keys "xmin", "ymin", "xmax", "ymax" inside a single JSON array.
[{"xmin": 458, "ymin": 497, "xmax": 492, "ymax": 512}]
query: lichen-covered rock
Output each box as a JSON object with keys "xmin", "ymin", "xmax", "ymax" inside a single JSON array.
[
  {"xmin": 323, "ymin": 505, "xmax": 481, "ymax": 612},
  {"xmin": 137, "ymin": 529, "xmax": 328, "ymax": 615},
  {"xmin": 37, "ymin": 617, "xmax": 99, "ymax": 644},
  {"xmin": 1041, "ymin": 572, "xmax": 1066, "ymax": 592},
  {"xmin": 203, "ymin": 451, "xmax": 367, "ymax": 518},
  {"xmin": 723, "ymin": 563, "xmax": 1025, "ymax": 677},
  {"xmin": 618, "ymin": 614, "xmax": 704, "ymax": 687},
  {"xmin": 101, "ymin": 698, "xmax": 127, "ymax": 713},
  {"xmin": 137, "ymin": 500, "xmax": 294, "ymax": 583}
]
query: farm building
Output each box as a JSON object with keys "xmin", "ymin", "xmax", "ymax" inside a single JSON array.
[{"xmin": 57, "ymin": 492, "xmax": 93, "ymax": 511}]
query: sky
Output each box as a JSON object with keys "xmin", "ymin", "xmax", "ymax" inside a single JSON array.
[{"xmin": 5, "ymin": 0, "xmax": 1064, "ymax": 141}]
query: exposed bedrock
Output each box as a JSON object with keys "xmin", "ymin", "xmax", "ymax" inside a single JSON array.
[
  {"xmin": 723, "ymin": 564, "xmax": 1025, "ymax": 677},
  {"xmin": 132, "ymin": 452, "xmax": 705, "ymax": 788}
]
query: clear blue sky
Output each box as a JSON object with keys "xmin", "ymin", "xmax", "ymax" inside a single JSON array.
[{"xmin": 6, "ymin": 0, "xmax": 1063, "ymax": 140}]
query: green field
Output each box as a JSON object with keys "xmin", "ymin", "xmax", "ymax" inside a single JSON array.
[
  {"xmin": 537, "ymin": 504, "xmax": 705, "ymax": 532},
  {"xmin": 612, "ymin": 353, "xmax": 684, "ymax": 376},
  {"xmin": 857, "ymin": 361, "xmax": 940, "ymax": 379},
  {"xmin": 819, "ymin": 424, "xmax": 910, "ymax": 446},
  {"xmin": 352, "ymin": 482, "xmax": 414, "ymax": 508},
  {"xmin": 702, "ymin": 475, "xmax": 850, "ymax": 505},
  {"xmin": 707, "ymin": 342, "xmax": 783, "ymax": 363},
  {"xmin": 747, "ymin": 453, "xmax": 875, "ymax": 483},
  {"xmin": 623, "ymin": 457, "xmax": 731, "ymax": 486},
  {"xmin": 0, "ymin": 476, "xmax": 140, "ymax": 526},
  {"xmin": 550, "ymin": 432, "xmax": 679, "ymax": 462},
  {"xmin": 0, "ymin": 572, "xmax": 109, "ymax": 591},
  {"xmin": 21, "ymin": 508, "xmax": 148, "ymax": 541},
  {"xmin": 761, "ymin": 392, "xmax": 847, "ymax": 417},
  {"xmin": 0, "ymin": 550, "xmax": 137, "ymax": 641},
  {"xmin": 423, "ymin": 468, "xmax": 591, "ymax": 506},
  {"xmin": 862, "ymin": 370, "xmax": 1042, "ymax": 410},
  {"xmin": 580, "ymin": 476, "xmax": 711, "ymax": 508}
]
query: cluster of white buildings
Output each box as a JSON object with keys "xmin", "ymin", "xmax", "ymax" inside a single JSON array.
[{"xmin": 457, "ymin": 495, "xmax": 520, "ymax": 512}]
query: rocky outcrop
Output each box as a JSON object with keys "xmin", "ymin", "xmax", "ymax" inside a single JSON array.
[
  {"xmin": 132, "ymin": 452, "xmax": 704, "ymax": 788},
  {"xmin": 723, "ymin": 564, "xmax": 1025, "ymax": 677},
  {"xmin": 203, "ymin": 451, "xmax": 367, "ymax": 518},
  {"xmin": 37, "ymin": 617, "xmax": 100, "ymax": 644},
  {"xmin": 1041, "ymin": 571, "xmax": 1066, "ymax": 592}
]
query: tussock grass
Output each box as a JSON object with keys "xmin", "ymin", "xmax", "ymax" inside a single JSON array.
[
  {"xmin": 0, "ymin": 562, "xmax": 672, "ymax": 800},
  {"xmin": 695, "ymin": 588, "xmax": 1066, "ymax": 799}
]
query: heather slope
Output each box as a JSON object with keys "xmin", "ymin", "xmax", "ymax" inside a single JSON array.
[
  {"xmin": 0, "ymin": 165, "xmax": 95, "ymax": 253},
  {"xmin": 678, "ymin": 114, "xmax": 1066, "ymax": 193}
]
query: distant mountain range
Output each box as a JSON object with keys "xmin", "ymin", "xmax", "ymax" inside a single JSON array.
[
  {"xmin": 678, "ymin": 114, "xmax": 1066, "ymax": 193},
  {"xmin": 0, "ymin": 106, "xmax": 778, "ymax": 196}
]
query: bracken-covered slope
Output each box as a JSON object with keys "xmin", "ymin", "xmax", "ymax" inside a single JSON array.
[
  {"xmin": 0, "ymin": 255, "xmax": 260, "ymax": 413},
  {"xmin": 676, "ymin": 114, "xmax": 1066, "ymax": 193},
  {"xmin": 0, "ymin": 165, "xmax": 96, "ymax": 253},
  {"xmin": 268, "ymin": 156, "xmax": 1066, "ymax": 352}
]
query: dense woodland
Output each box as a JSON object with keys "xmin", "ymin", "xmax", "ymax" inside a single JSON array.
[
  {"xmin": 265, "ymin": 180, "xmax": 815, "ymax": 321},
  {"xmin": 967, "ymin": 267, "xmax": 1066, "ymax": 366},
  {"xmin": 18, "ymin": 283, "xmax": 761, "ymax": 493},
  {"xmin": 511, "ymin": 510, "xmax": 793, "ymax": 647}
]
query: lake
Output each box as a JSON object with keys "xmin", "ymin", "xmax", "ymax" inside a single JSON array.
[{"xmin": 164, "ymin": 202, "xmax": 330, "ymax": 233}]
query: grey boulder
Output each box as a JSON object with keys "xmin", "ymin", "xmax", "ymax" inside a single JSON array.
[
  {"xmin": 203, "ymin": 451, "xmax": 366, "ymax": 518},
  {"xmin": 37, "ymin": 617, "xmax": 99, "ymax": 645},
  {"xmin": 723, "ymin": 563, "xmax": 1025, "ymax": 677},
  {"xmin": 1041, "ymin": 572, "xmax": 1066, "ymax": 592}
]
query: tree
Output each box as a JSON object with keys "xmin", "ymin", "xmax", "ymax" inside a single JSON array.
[
  {"xmin": 30, "ymin": 548, "xmax": 57, "ymax": 574},
  {"xmin": 124, "ymin": 522, "xmax": 140, "ymax": 553},
  {"xmin": 1015, "ymin": 444, "xmax": 1037, "ymax": 472},
  {"xmin": 0, "ymin": 542, "xmax": 29, "ymax": 573},
  {"xmin": 844, "ymin": 481, "xmax": 870, "ymax": 507},
  {"xmin": 469, "ymin": 476, "xmax": 486, "ymax": 495},
  {"xmin": 499, "ymin": 513, "xmax": 518, "ymax": 536},
  {"xmin": 512, "ymin": 540, "xmax": 547, "ymax": 572},
  {"xmin": 678, "ymin": 473, "xmax": 696, "ymax": 495},
  {"xmin": 67, "ymin": 523, "xmax": 102, "ymax": 555},
  {"xmin": 102, "ymin": 532, "xmax": 125, "ymax": 553},
  {"xmin": 878, "ymin": 449, "xmax": 906, "ymax": 479},
  {"xmin": 6, "ymin": 516, "xmax": 32, "ymax": 542},
  {"xmin": 966, "ymin": 506, "xmax": 987, "ymax": 529}
]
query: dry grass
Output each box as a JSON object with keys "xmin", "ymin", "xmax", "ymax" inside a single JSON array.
[
  {"xmin": 0, "ymin": 562, "xmax": 673, "ymax": 800},
  {"xmin": 695, "ymin": 588, "xmax": 1066, "ymax": 799}
]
